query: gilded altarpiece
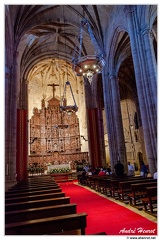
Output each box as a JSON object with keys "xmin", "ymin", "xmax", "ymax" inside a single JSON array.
[{"xmin": 28, "ymin": 97, "xmax": 88, "ymax": 169}]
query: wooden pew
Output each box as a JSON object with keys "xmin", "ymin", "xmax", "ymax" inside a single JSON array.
[
  {"xmin": 11, "ymin": 175, "xmax": 56, "ymax": 184},
  {"xmin": 22, "ymin": 176, "xmax": 53, "ymax": 182},
  {"xmin": 108, "ymin": 177, "xmax": 153, "ymax": 199},
  {"xmin": 118, "ymin": 178, "xmax": 157, "ymax": 202},
  {"xmin": 13, "ymin": 177, "xmax": 56, "ymax": 183},
  {"xmin": 83, "ymin": 175, "xmax": 91, "ymax": 187},
  {"xmin": 107, "ymin": 178, "xmax": 129, "ymax": 198},
  {"xmin": 5, "ymin": 203, "xmax": 77, "ymax": 224},
  {"xmin": 5, "ymin": 192, "xmax": 66, "ymax": 204},
  {"xmin": 6, "ymin": 185, "xmax": 60, "ymax": 194},
  {"xmin": 5, "ymin": 213, "xmax": 87, "ymax": 235},
  {"xmin": 5, "ymin": 188, "xmax": 62, "ymax": 199},
  {"xmin": 128, "ymin": 181, "xmax": 157, "ymax": 207},
  {"xmin": 12, "ymin": 181, "xmax": 58, "ymax": 188},
  {"xmin": 95, "ymin": 176, "xmax": 109, "ymax": 193},
  {"xmin": 102, "ymin": 178, "xmax": 111, "ymax": 195},
  {"xmin": 81, "ymin": 175, "xmax": 142, "ymax": 195},
  {"xmin": 141, "ymin": 186, "xmax": 157, "ymax": 215},
  {"xmin": 11, "ymin": 182, "xmax": 58, "ymax": 189},
  {"xmin": 5, "ymin": 197, "xmax": 70, "ymax": 212},
  {"xmin": 5, "ymin": 176, "xmax": 88, "ymax": 235},
  {"xmin": 15, "ymin": 177, "xmax": 54, "ymax": 183},
  {"xmin": 101, "ymin": 175, "xmax": 136, "ymax": 195},
  {"xmin": 86, "ymin": 176, "xmax": 98, "ymax": 190}
]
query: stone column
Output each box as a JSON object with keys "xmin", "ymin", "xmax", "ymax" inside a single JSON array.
[
  {"xmin": 84, "ymin": 77, "xmax": 94, "ymax": 165},
  {"xmin": 102, "ymin": 69, "xmax": 116, "ymax": 172},
  {"xmin": 92, "ymin": 73, "xmax": 107, "ymax": 167},
  {"xmin": 102, "ymin": 67, "xmax": 127, "ymax": 173},
  {"xmin": 124, "ymin": 6, "xmax": 157, "ymax": 175},
  {"xmin": 142, "ymin": 28, "xmax": 157, "ymax": 109},
  {"xmin": 96, "ymin": 107, "xmax": 106, "ymax": 168},
  {"xmin": 84, "ymin": 77, "xmax": 105, "ymax": 168},
  {"xmin": 134, "ymin": 96, "xmax": 147, "ymax": 166},
  {"xmin": 111, "ymin": 74, "xmax": 127, "ymax": 171},
  {"xmin": 141, "ymin": 28, "xmax": 157, "ymax": 158},
  {"xmin": 5, "ymin": 55, "xmax": 18, "ymax": 189}
]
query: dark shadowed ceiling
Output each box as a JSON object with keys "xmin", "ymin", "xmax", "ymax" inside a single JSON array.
[
  {"xmin": 9, "ymin": 5, "xmax": 157, "ymax": 107},
  {"xmin": 15, "ymin": 5, "xmax": 114, "ymax": 72}
]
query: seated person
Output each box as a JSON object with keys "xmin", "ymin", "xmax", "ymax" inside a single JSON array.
[
  {"xmin": 87, "ymin": 169, "xmax": 92, "ymax": 176},
  {"xmin": 78, "ymin": 170, "xmax": 87, "ymax": 184},
  {"xmin": 93, "ymin": 167, "xmax": 100, "ymax": 175},
  {"xmin": 153, "ymin": 170, "xmax": 157, "ymax": 179},
  {"xmin": 98, "ymin": 168, "xmax": 106, "ymax": 176},
  {"xmin": 106, "ymin": 165, "xmax": 112, "ymax": 175},
  {"xmin": 127, "ymin": 162, "xmax": 135, "ymax": 176},
  {"xmin": 140, "ymin": 161, "xmax": 148, "ymax": 177},
  {"xmin": 114, "ymin": 160, "xmax": 124, "ymax": 177}
]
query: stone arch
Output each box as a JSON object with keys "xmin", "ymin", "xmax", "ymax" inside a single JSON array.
[
  {"xmin": 136, "ymin": 5, "xmax": 157, "ymax": 30},
  {"xmin": 109, "ymin": 29, "xmax": 131, "ymax": 73}
]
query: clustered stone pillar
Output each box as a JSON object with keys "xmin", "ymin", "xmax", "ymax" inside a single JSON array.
[
  {"xmin": 84, "ymin": 76, "xmax": 106, "ymax": 168},
  {"xmin": 111, "ymin": 74, "xmax": 127, "ymax": 172},
  {"xmin": 93, "ymin": 73, "xmax": 107, "ymax": 167},
  {"xmin": 96, "ymin": 107, "xmax": 106, "ymax": 168},
  {"xmin": 5, "ymin": 60, "xmax": 17, "ymax": 188},
  {"xmin": 124, "ymin": 5, "xmax": 157, "ymax": 175},
  {"xmin": 102, "ymin": 67, "xmax": 127, "ymax": 173}
]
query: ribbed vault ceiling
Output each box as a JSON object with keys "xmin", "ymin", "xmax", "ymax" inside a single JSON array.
[
  {"xmin": 12, "ymin": 5, "xmax": 140, "ymax": 105},
  {"xmin": 16, "ymin": 5, "xmax": 113, "ymax": 74}
]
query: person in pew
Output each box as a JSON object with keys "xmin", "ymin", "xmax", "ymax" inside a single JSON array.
[
  {"xmin": 106, "ymin": 165, "xmax": 112, "ymax": 175},
  {"xmin": 79, "ymin": 170, "xmax": 87, "ymax": 184},
  {"xmin": 114, "ymin": 160, "xmax": 124, "ymax": 177},
  {"xmin": 87, "ymin": 169, "xmax": 92, "ymax": 176},
  {"xmin": 127, "ymin": 162, "xmax": 135, "ymax": 176},
  {"xmin": 153, "ymin": 170, "xmax": 157, "ymax": 179},
  {"xmin": 83, "ymin": 165, "xmax": 89, "ymax": 173},
  {"xmin": 98, "ymin": 168, "xmax": 106, "ymax": 176},
  {"xmin": 92, "ymin": 167, "xmax": 100, "ymax": 175},
  {"xmin": 140, "ymin": 161, "xmax": 148, "ymax": 177}
]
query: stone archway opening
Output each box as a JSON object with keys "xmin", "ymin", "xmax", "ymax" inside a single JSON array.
[{"xmin": 26, "ymin": 58, "xmax": 89, "ymax": 174}]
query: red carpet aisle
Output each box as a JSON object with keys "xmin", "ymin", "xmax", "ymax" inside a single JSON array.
[{"xmin": 61, "ymin": 183, "xmax": 157, "ymax": 236}]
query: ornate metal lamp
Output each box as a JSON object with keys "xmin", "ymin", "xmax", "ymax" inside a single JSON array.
[
  {"xmin": 73, "ymin": 55, "xmax": 105, "ymax": 84},
  {"xmin": 72, "ymin": 18, "xmax": 105, "ymax": 84}
]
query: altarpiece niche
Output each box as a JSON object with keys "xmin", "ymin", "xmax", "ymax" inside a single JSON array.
[{"xmin": 28, "ymin": 95, "xmax": 89, "ymax": 170}]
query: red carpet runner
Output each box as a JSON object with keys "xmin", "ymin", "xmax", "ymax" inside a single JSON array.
[{"xmin": 61, "ymin": 182, "xmax": 157, "ymax": 236}]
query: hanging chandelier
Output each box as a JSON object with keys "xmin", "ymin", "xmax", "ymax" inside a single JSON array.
[
  {"xmin": 60, "ymin": 7, "xmax": 78, "ymax": 114},
  {"xmin": 73, "ymin": 55, "xmax": 105, "ymax": 84},
  {"xmin": 60, "ymin": 80, "xmax": 78, "ymax": 114},
  {"xmin": 72, "ymin": 18, "xmax": 105, "ymax": 84}
]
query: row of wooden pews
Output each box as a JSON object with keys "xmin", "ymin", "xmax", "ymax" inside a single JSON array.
[
  {"xmin": 127, "ymin": 181, "xmax": 157, "ymax": 211},
  {"xmin": 118, "ymin": 178, "xmax": 156, "ymax": 202},
  {"xmin": 5, "ymin": 176, "xmax": 87, "ymax": 235},
  {"xmin": 81, "ymin": 175, "xmax": 157, "ymax": 217},
  {"xmin": 141, "ymin": 186, "xmax": 157, "ymax": 214}
]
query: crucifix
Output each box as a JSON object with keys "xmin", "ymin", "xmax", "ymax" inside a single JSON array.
[{"xmin": 47, "ymin": 83, "xmax": 59, "ymax": 98}]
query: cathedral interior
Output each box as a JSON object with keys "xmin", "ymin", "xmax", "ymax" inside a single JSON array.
[{"xmin": 5, "ymin": 5, "xmax": 157, "ymax": 187}]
